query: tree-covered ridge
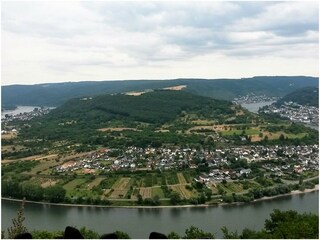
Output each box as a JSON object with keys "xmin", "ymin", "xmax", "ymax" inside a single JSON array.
[
  {"xmin": 2, "ymin": 76, "xmax": 318, "ymax": 106},
  {"xmin": 48, "ymin": 90, "xmax": 234, "ymax": 125},
  {"xmin": 16, "ymin": 90, "xmax": 244, "ymax": 145},
  {"xmin": 276, "ymin": 87, "xmax": 319, "ymax": 107}
]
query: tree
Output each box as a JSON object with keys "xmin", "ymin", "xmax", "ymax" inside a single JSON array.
[
  {"xmin": 264, "ymin": 209, "xmax": 318, "ymax": 239},
  {"xmin": 167, "ymin": 232, "xmax": 181, "ymax": 239},
  {"xmin": 6, "ymin": 200, "xmax": 28, "ymax": 239},
  {"xmin": 183, "ymin": 226, "xmax": 214, "ymax": 239},
  {"xmin": 221, "ymin": 226, "xmax": 239, "ymax": 239},
  {"xmin": 299, "ymin": 176, "xmax": 304, "ymax": 185},
  {"xmin": 137, "ymin": 194, "xmax": 143, "ymax": 204},
  {"xmin": 170, "ymin": 192, "xmax": 181, "ymax": 205},
  {"xmin": 279, "ymin": 134, "xmax": 285, "ymax": 141},
  {"xmin": 43, "ymin": 185, "xmax": 66, "ymax": 203},
  {"xmin": 152, "ymin": 195, "xmax": 160, "ymax": 206},
  {"xmin": 79, "ymin": 227, "xmax": 100, "ymax": 239},
  {"xmin": 115, "ymin": 230, "xmax": 131, "ymax": 239}
]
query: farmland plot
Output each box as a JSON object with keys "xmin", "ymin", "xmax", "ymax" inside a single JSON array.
[
  {"xmin": 177, "ymin": 173, "xmax": 187, "ymax": 184},
  {"xmin": 87, "ymin": 177, "xmax": 105, "ymax": 190},
  {"xmin": 139, "ymin": 187, "xmax": 152, "ymax": 199},
  {"xmin": 63, "ymin": 178, "xmax": 87, "ymax": 191},
  {"xmin": 109, "ymin": 178, "xmax": 131, "ymax": 199},
  {"xmin": 170, "ymin": 185, "xmax": 195, "ymax": 199}
]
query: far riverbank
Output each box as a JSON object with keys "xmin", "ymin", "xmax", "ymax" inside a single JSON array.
[{"xmin": 2, "ymin": 185, "xmax": 318, "ymax": 209}]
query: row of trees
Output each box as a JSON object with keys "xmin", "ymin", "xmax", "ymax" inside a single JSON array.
[{"xmin": 2, "ymin": 181, "xmax": 66, "ymax": 203}]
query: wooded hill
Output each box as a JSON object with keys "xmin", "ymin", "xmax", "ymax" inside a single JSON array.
[
  {"xmin": 2, "ymin": 76, "xmax": 318, "ymax": 107},
  {"xmin": 16, "ymin": 90, "xmax": 254, "ymax": 148},
  {"xmin": 275, "ymin": 87, "xmax": 319, "ymax": 107},
  {"xmin": 47, "ymin": 90, "xmax": 235, "ymax": 125}
]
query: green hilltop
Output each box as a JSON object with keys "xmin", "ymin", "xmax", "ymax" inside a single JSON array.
[
  {"xmin": 48, "ymin": 90, "xmax": 234, "ymax": 125},
  {"xmin": 276, "ymin": 87, "xmax": 319, "ymax": 107}
]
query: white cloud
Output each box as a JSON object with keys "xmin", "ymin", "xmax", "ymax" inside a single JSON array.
[{"xmin": 1, "ymin": 1, "xmax": 318, "ymax": 85}]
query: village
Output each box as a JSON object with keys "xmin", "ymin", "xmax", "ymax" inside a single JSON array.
[
  {"xmin": 55, "ymin": 144, "xmax": 319, "ymax": 184},
  {"xmin": 232, "ymin": 94, "xmax": 279, "ymax": 104},
  {"xmin": 261, "ymin": 101, "xmax": 319, "ymax": 126},
  {"xmin": 1, "ymin": 107, "xmax": 52, "ymax": 128}
]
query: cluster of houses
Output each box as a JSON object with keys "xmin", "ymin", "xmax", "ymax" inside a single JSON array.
[
  {"xmin": 2, "ymin": 107, "xmax": 52, "ymax": 129},
  {"xmin": 54, "ymin": 145, "xmax": 319, "ymax": 181},
  {"xmin": 233, "ymin": 94, "xmax": 279, "ymax": 104},
  {"xmin": 261, "ymin": 101, "xmax": 319, "ymax": 126}
]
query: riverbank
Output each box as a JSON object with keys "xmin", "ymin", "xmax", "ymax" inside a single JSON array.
[
  {"xmin": 254, "ymin": 185, "xmax": 319, "ymax": 203},
  {"xmin": 2, "ymin": 185, "xmax": 318, "ymax": 209}
]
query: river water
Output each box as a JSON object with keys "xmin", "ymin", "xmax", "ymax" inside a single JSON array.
[
  {"xmin": 1, "ymin": 106, "xmax": 39, "ymax": 118},
  {"xmin": 1, "ymin": 192, "xmax": 318, "ymax": 238},
  {"xmin": 240, "ymin": 101, "xmax": 275, "ymax": 113}
]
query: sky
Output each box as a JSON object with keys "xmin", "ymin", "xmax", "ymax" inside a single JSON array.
[{"xmin": 1, "ymin": 0, "xmax": 319, "ymax": 85}]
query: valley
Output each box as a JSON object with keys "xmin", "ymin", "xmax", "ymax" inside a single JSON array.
[{"xmin": 1, "ymin": 89, "xmax": 318, "ymax": 207}]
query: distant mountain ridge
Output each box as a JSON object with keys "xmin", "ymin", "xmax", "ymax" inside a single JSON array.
[
  {"xmin": 2, "ymin": 76, "xmax": 318, "ymax": 107},
  {"xmin": 275, "ymin": 87, "xmax": 319, "ymax": 107}
]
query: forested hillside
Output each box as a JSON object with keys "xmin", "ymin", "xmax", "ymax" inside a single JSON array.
[
  {"xmin": 276, "ymin": 87, "xmax": 319, "ymax": 107},
  {"xmin": 2, "ymin": 76, "xmax": 318, "ymax": 107},
  {"xmin": 48, "ymin": 90, "xmax": 234, "ymax": 125}
]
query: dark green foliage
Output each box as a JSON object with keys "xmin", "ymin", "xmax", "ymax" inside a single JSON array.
[
  {"xmin": 167, "ymin": 231, "xmax": 181, "ymax": 239},
  {"xmin": 115, "ymin": 230, "xmax": 131, "ymax": 239},
  {"xmin": 276, "ymin": 87, "xmax": 319, "ymax": 107},
  {"xmin": 1, "ymin": 161, "xmax": 39, "ymax": 174},
  {"xmin": 79, "ymin": 227, "xmax": 100, "ymax": 239},
  {"xmin": 31, "ymin": 230, "xmax": 63, "ymax": 239},
  {"xmin": 43, "ymin": 185, "xmax": 66, "ymax": 203},
  {"xmin": 170, "ymin": 192, "xmax": 182, "ymax": 205},
  {"xmin": 16, "ymin": 90, "xmax": 236, "ymax": 147},
  {"xmin": 45, "ymin": 90, "xmax": 234, "ymax": 126},
  {"xmin": 183, "ymin": 226, "xmax": 215, "ymax": 239},
  {"xmin": 222, "ymin": 210, "xmax": 319, "ymax": 239}
]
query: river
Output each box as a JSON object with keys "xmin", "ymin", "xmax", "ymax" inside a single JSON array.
[
  {"xmin": 1, "ymin": 191, "xmax": 318, "ymax": 238},
  {"xmin": 240, "ymin": 101, "xmax": 275, "ymax": 114}
]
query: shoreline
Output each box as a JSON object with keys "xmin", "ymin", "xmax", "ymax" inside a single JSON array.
[{"xmin": 2, "ymin": 185, "xmax": 318, "ymax": 209}]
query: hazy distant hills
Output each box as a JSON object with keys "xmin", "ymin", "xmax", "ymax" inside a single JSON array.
[
  {"xmin": 276, "ymin": 87, "xmax": 319, "ymax": 107},
  {"xmin": 2, "ymin": 76, "xmax": 318, "ymax": 107}
]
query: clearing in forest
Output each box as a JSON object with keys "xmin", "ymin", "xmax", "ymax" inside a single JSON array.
[{"xmin": 163, "ymin": 85, "xmax": 186, "ymax": 91}]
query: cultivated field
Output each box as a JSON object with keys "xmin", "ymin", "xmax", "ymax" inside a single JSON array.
[
  {"xmin": 1, "ymin": 132, "xmax": 17, "ymax": 140},
  {"xmin": 40, "ymin": 179, "xmax": 57, "ymax": 188},
  {"xmin": 87, "ymin": 177, "xmax": 105, "ymax": 190},
  {"xmin": 177, "ymin": 173, "xmax": 187, "ymax": 184},
  {"xmin": 109, "ymin": 177, "xmax": 131, "ymax": 199},
  {"xmin": 28, "ymin": 159, "xmax": 60, "ymax": 174},
  {"xmin": 139, "ymin": 187, "xmax": 152, "ymax": 199},
  {"xmin": 170, "ymin": 185, "xmax": 196, "ymax": 199},
  {"xmin": 152, "ymin": 187, "xmax": 165, "ymax": 198},
  {"xmin": 63, "ymin": 178, "xmax": 87, "ymax": 191}
]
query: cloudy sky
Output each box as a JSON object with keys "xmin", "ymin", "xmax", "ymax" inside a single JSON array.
[{"xmin": 1, "ymin": 1, "xmax": 319, "ymax": 85}]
